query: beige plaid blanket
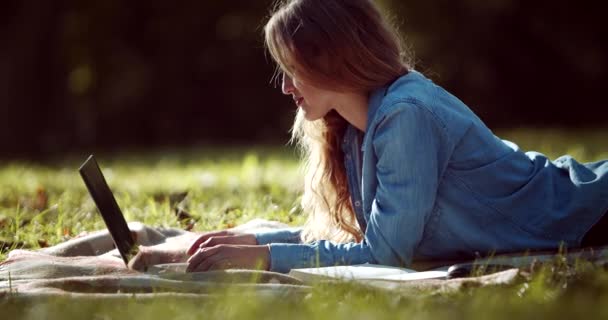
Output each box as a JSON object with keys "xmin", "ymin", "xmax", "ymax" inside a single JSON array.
[
  {"xmin": 1, "ymin": 220, "xmax": 310, "ymax": 298},
  {"xmin": 7, "ymin": 219, "xmax": 600, "ymax": 298}
]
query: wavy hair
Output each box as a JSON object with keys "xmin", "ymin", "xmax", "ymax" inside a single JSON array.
[{"xmin": 264, "ymin": 0, "xmax": 410, "ymax": 243}]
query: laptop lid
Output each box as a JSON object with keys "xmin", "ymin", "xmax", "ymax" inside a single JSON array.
[{"xmin": 79, "ymin": 155, "xmax": 139, "ymax": 266}]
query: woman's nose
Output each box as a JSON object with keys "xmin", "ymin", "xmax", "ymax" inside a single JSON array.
[{"xmin": 281, "ymin": 73, "xmax": 294, "ymax": 95}]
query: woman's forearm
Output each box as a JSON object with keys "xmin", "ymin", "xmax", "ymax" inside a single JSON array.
[{"xmin": 267, "ymin": 240, "xmax": 376, "ymax": 273}]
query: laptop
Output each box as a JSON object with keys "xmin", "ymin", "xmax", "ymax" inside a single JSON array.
[
  {"xmin": 79, "ymin": 155, "xmax": 140, "ymax": 266},
  {"xmin": 79, "ymin": 155, "xmax": 189, "ymax": 273}
]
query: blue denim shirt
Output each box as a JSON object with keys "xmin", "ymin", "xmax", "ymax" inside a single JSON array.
[{"xmin": 255, "ymin": 71, "xmax": 608, "ymax": 273}]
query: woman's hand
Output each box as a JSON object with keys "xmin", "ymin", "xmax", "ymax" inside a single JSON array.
[
  {"xmin": 186, "ymin": 244, "xmax": 270, "ymax": 272},
  {"xmin": 127, "ymin": 230, "xmax": 262, "ymax": 272},
  {"xmin": 186, "ymin": 230, "xmax": 258, "ymax": 256}
]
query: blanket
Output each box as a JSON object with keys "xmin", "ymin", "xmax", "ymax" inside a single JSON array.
[
  {"xmin": 0, "ymin": 219, "xmax": 558, "ymax": 298},
  {"xmin": 1, "ymin": 220, "xmax": 309, "ymax": 297}
]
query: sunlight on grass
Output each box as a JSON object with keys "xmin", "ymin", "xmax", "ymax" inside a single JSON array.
[{"xmin": 0, "ymin": 145, "xmax": 304, "ymax": 259}]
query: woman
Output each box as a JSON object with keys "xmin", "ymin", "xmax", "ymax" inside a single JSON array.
[{"xmin": 140, "ymin": 0, "xmax": 608, "ymax": 273}]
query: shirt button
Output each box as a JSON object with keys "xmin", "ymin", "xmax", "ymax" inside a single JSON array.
[{"xmin": 354, "ymin": 201, "xmax": 361, "ymax": 207}]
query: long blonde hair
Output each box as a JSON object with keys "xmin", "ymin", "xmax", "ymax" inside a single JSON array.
[{"xmin": 265, "ymin": 0, "xmax": 410, "ymax": 243}]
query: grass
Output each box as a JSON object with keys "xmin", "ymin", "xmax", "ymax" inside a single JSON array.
[
  {"xmin": 0, "ymin": 146, "xmax": 305, "ymax": 257},
  {"xmin": 1, "ymin": 128, "xmax": 608, "ymax": 319}
]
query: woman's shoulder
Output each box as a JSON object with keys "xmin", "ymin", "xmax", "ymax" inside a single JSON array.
[
  {"xmin": 386, "ymin": 71, "xmax": 466, "ymax": 108},
  {"xmin": 368, "ymin": 72, "xmax": 433, "ymax": 121},
  {"xmin": 367, "ymin": 70, "xmax": 487, "ymax": 147}
]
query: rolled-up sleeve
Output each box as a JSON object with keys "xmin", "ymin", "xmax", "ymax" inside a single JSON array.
[
  {"xmin": 267, "ymin": 241, "xmax": 376, "ymax": 273},
  {"xmin": 365, "ymin": 103, "xmax": 442, "ymax": 267},
  {"xmin": 254, "ymin": 228, "xmax": 303, "ymax": 245}
]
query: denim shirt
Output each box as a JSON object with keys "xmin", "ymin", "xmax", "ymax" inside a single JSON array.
[{"xmin": 255, "ymin": 71, "xmax": 608, "ymax": 273}]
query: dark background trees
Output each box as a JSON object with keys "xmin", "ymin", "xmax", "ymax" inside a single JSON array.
[{"xmin": 1, "ymin": 0, "xmax": 606, "ymax": 158}]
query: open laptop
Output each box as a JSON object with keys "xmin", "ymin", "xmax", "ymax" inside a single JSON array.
[
  {"xmin": 79, "ymin": 155, "xmax": 188, "ymax": 273},
  {"xmin": 79, "ymin": 155, "xmax": 140, "ymax": 266}
]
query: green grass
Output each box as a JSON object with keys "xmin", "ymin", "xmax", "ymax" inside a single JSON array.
[
  {"xmin": 1, "ymin": 128, "xmax": 608, "ymax": 319},
  {"xmin": 0, "ymin": 146, "xmax": 305, "ymax": 257}
]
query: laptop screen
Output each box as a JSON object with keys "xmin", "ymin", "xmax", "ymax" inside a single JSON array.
[{"xmin": 79, "ymin": 155, "xmax": 139, "ymax": 266}]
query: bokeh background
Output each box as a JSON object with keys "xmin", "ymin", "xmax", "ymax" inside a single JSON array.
[{"xmin": 1, "ymin": 0, "xmax": 606, "ymax": 159}]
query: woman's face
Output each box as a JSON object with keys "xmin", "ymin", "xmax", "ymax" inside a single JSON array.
[{"xmin": 281, "ymin": 72, "xmax": 336, "ymax": 121}]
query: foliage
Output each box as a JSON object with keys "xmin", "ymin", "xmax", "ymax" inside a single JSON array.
[{"xmin": 2, "ymin": 1, "xmax": 606, "ymax": 157}]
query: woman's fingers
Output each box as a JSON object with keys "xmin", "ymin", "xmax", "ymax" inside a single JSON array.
[
  {"xmin": 186, "ymin": 246, "xmax": 221, "ymax": 272},
  {"xmin": 187, "ymin": 233, "xmax": 258, "ymax": 256},
  {"xmin": 185, "ymin": 245, "xmax": 270, "ymax": 273},
  {"xmin": 193, "ymin": 253, "xmax": 226, "ymax": 272},
  {"xmin": 198, "ymin": 236, "xmax": 229, "ymax": 250},
  {"xmin": 198, "ymin": 234, "xmax": 258, "ymax": 249},
  {"xmin": 186, "ymin": 230, "xmax": 229, "ymax": 255},
  {"xmin": 188, "ymin": 247, "xmax": 236, "ymax": 272}
]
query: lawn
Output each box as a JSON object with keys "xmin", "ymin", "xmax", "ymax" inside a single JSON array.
[{"xmin": 1, "ymin": 128, "xmax": 608, "ymax": 319}]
